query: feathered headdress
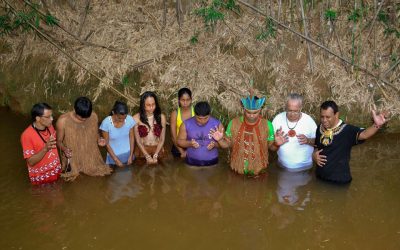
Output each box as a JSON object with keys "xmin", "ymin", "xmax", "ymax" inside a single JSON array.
[{"xmin": 241, "ymin": 81, "xmax": 266, "ymax": 110}]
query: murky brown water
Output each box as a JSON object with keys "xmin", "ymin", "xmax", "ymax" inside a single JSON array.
[{"xmin": 1, "ymin": 107, "xmax": 400, "ymax": 249}]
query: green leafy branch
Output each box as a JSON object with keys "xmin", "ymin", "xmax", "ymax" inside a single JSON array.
[
  {"xmin": 0, "ymin": 3, "xmax": 59, "ymax": 36},
  {"xmin": 256, "ymin": 17, "xmax": 276, "ymax": 41},
  {"xmin": 324, "ymin": 8, "xmax": 337, "ymax": 22}
]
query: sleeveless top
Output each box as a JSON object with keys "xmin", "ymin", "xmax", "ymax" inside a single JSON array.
[
  {"xmin": 60, "ymin": 112, "xmax": 112, "ymax": 180},
  {"xmin": 176, "ymin": 106, "xmax": 195, "ymax": 135},
  {"xmin": 230, "ymin": 117, "xmax": 270, "ymax": 175},
  {"xmin": 184, "ymin": 116, "xmax": 220, "ymax": 166}
]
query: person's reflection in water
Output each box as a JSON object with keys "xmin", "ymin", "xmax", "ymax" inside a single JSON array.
[
  {"xmin": 28, "ymin": 182, "xmax": 65, "ymax": 234},
  {"xmin": 106, "ymin": 166, "xmax": 142, "ymax": 203},
  {"xmin": 185, "ymin": 165, "xmax": 223, "ymax": 219},
  {"xmin": 276, "ymin": 167, "xmax": 312, "ymax": 209}
]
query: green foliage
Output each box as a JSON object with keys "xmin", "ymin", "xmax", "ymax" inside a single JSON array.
[
  {"xmin": 0, "ymin": 3, "xmax": 59, "ymax": 36},
  {"xmin": 384, "ymin": 27, "xmax": 400, "ymax": 38},
  {"xmin": 224, "ymin": 0, "xmax": 240, "ymax": 12},
  {"xmin": 348, "ymin": 8, "xmax": 362, "ymax": 22},
  {"xmin": 189, "ymin": 33, "xmax": 199, "ymax": 44},
  {"xmin": 44, "ymin": 14, "xmax": 59, "ymax": 26},
  {"xmin": 121, "ymin": 75, "xmax": 129, "ymax": 87},
  {"xmin": 378, "ymin": 10, "xmax": 389, "ymax": 24},
  {"xmin": 0, "ymin": 15, "xmax": 13, "ymax": 36},
  {"xmin": 256, "ymin": 18, "xmax": 276, "ymax": 41},
  {"xmin": 194, "ymin": 0, "xmax": 239, "ymax": 31},
  {"xmin": 324, "ymin": 9, "xmax": 337, "ymax": 22},
  {"xmin": 194, "ymin": 4, "xmax": 225, "ymax": 31}
]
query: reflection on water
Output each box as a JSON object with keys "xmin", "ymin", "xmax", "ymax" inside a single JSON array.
[
  {"xmin": 276, "ymin": 168, "xmax": 311, "ymax": 209},
  {"xmin": 106, "ymin": 167, "xmax": 142, "ymax": 203},
  {"xmin": 1, "ymin": 107, "xmax": 400, "ymax": 249}
]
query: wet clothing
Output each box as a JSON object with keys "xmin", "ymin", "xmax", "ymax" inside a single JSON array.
[
  {"xmin": 226, "ymin": 117, "xmax": 274, "ymax": 175},
  {"xmin": 184, "ymin": 116, "xmax": 220, "ymax": 166},
  {"xmin": 100, "ymin": 115, "xmax": 136, "ymax": 164},
  {"xmin": 59, "ymin": 112, "xmax": 112, "ymax": 181},
  {"xmin": 315, "ymin": 123, "xmax": 364, "ymax": 183},
  {"xmin": 272, "ymin": 112, "xmax": 317, "ymax": 170},
  {"xmin": 21, "ymin": 125, "xmax": 61, "ymax": 185}
]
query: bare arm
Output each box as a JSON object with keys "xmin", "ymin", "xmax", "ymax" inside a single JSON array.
[
  {"xmin": 56, "ymin": 115, "xmax": 72, "ymax": 158},
  {"xmin": 128, "ymin": 127, "xmax": 135, "ymax": 164},
  {"xmin": 154, "ymin": 114, "xmax": 167, "ymax": 156},
  {"xmin": 26, "ymin": 138, "xmax": 56, "ymax": 166},
  {"xmin": 170, "ymin": 110, "xmax": 186, "ymax": 155},
  {"xmin": 359, "ymin": 109, "xmax": 388, "ymax": 140},
  {"xmin": 101, "ymin": 130, "xmax": 123, "ymax": 167}
]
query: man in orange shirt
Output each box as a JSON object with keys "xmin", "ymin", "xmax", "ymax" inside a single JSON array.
[{"xmin": 21, "ymin": 103, "xmax": 61, "ymax": 185}]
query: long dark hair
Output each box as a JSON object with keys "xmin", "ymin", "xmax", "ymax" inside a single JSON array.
[
  {"xmin": 178, "ymin": 87, "xmax": 192, "ymax": 103},
  {"xmin": 139, "ymin": 91, "xmax": 162, "ymax": 129}
]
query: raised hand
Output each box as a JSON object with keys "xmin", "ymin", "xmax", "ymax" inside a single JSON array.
[
  {"xmin": 274, "ymin": 127, "xmax": 289, "ymax": 146},
  {"xmin": 210, "ymin": 127, "xmax": 224, "ymax": 142},
  {"xmin": 313, "ymin": 149, "xmax": 327, "ymax": 167},
  {"xmin": 371, "ymin": 109, "xmax": 388, "ymax": 127}
]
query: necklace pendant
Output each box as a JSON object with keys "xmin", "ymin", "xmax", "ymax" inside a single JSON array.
[{"xmin": 288, "ymin": 129, "xmax": 296, "ymax": 137}]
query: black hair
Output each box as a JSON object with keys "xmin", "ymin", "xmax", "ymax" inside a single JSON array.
[
  {"xmin": 320, "ymin": 100, "xmax": 339, "ymax": 114},
  {"xmin": 31, "ymin": 103, "xmax": 52, "ymax": 122},
  {"xmin": 194, "ymin": 101, "xmax": 211, "ymax": 116},
  {"xmin": 110, "ymin": 101, "xmax": 128, "ymax": 116},
  {"xmin": 139, "ymin": 91, "xmax": 162, "ymax": 129},
  {"xmin": 74, "ymin": 96, "xmax": 92, "ymax": 118},
  {"xmin": 178, "ymin": 88, "xmax": 192, "ymax": 100}
]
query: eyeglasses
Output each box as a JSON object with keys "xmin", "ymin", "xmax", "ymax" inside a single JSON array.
[
  {"xmin": 41, "ymin": 115, "xmax": 54, "ymax": 120},
  {"xmin": 286, "ymin": 110, "xmax": 301, "ymax": 115}
]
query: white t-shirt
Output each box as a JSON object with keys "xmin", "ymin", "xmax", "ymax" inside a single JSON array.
[{"xmin": 272, "ymin": 112, "xmax": 317, "ymax": 170}]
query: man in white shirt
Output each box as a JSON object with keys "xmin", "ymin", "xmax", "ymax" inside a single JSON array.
[{"xmin": 272, "ymin": 93, "xmax": 317, "ymax": 171}]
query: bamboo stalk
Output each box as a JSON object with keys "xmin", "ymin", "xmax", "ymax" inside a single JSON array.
[
  {"xmin": 22, "ymin": 0, "xmax": 127, "ymax": 53},
  {"xmin": 77, "ymin": 0, "xmax": 90, "ymax": 37},
  {"xmin": 299, "ymin": 0, "xmax": 314, "ymax": 72},
  {"xmin": 4, "ymin": 0, "xmax": 135, "ymax": 103},
  {"xmin": 236, "ymin": 0, "xmax": 399, "ymax": 93},
  {"xmin": 162, "ymin": 0, "xmax": 167, "ymax": 29}
]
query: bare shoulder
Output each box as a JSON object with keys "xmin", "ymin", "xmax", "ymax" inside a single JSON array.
[
  {"xmin": 132, "ymin": 113, "xmax": 140, "ymax": 123},
  {"xmin": 56, "ymin": 112, "xmax": 69, "ymax": 126},
  {"xmin": 161, "ymin": 113, "xmax": 167, "ymax": 123},
  {"xmin": 170, "ymin": 110, "xmax": 177, "ymax": 120}
]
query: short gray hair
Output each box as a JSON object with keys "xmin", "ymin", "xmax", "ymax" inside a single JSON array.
[{"xmin": 287, "ymin": 93, "xmax": 303, "ymax": 106}]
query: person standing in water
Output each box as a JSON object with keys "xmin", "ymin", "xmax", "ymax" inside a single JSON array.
[
  {"xmin": 170, "ymin": 88, "xmax": 194, "ymax": 158},
  {"xmin": 313, "ymin": 101, "xmax": 388, "ymax": 183},
  {"xmin": 56, "ymin": 97, "xmax": 112, "ymax": 181},
  {"xmin": 21, "ymin": 103, "xmax": 61, "ymax": 185},
  {"xmin": 100, "ymin": 101, "xmax": 136, "ymax": 167},
  {"xmin": 177, "ymin": 101, "xmax": 223, "ymax": 167},
  {"xmin": 133, "ymin": 91, "xmax": 167, "ymax": 165}
]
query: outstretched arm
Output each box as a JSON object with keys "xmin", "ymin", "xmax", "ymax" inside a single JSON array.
[{"xmin": 359, "ymin": 109, "xmax": 388, "ymax": 140}]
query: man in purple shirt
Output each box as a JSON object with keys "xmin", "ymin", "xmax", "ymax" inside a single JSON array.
[{"xmin": 177, "ymin": 101, "xmax": 224, "ymax": 166}]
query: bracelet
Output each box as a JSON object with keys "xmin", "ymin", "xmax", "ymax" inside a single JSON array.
[
  {"xmin": 153, "ymin": 153, "xmax": 158, "ymax": 159},
  {"xmin": 373, "ymin": 124, "xmax": 381, "ymax": 129},
  {"xmin": 145, "ymin": 154, "xmax": 152, "ymax": 160}
]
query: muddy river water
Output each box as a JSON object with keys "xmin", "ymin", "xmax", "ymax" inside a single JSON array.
[{"xmin": 0, "ymin": 107, "xmax": 399, "ymax": 249}]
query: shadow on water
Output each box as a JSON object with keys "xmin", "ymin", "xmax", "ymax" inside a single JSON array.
[{"xmin": 1, "ymin": 107, "xmax": 400, "ymax": 249}]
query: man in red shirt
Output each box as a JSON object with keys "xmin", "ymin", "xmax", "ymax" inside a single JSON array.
[{"xmin": 20, "ymin": 103, "xmax": 61, "ymax": 185}]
